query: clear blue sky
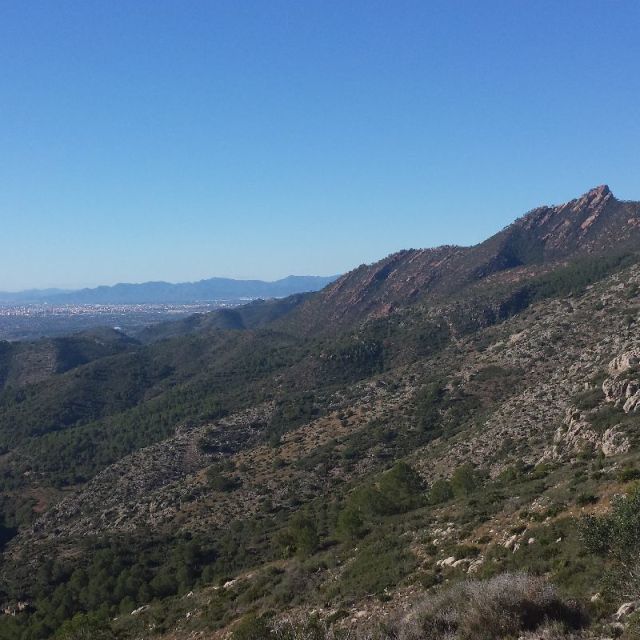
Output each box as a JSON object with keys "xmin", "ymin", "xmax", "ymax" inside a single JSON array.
[{"xmin": 1, "ymin": 1, "xmax": 639, "ymax": 290}]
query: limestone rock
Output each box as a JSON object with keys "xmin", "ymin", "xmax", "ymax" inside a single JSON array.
[
  {"xmin": 615, "ymin": 600, "xmax": 638, "ymax": 620},
  {"xmin": 601, "ymin": 427, "xmax": 630, "ymax": 457},
  {"xmin": 504, "ymin": 534, "xmax": 518, "ymax": 550},
  {"xmin": 608, "ymin": 350, "xmax": 640, "ymax": 376}
]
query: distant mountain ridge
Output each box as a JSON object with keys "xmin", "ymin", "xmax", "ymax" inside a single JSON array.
[{"xmin": 0, "ymin": 274, "xmax": 338, "ymax": 305}]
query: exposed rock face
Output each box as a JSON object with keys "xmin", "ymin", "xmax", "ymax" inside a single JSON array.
[
  {"xmin": 287, "ymin": 186, "xmax": 640, "ymax": 335},
  {"xmin": 607, "ymin": 349, "xmax": 640, "ymax": 376},
  {"xmin": 602, "ymin": 351, "xmax": 640, "ymax": 413},
  {"xmin": 548, "ymin": 407, "xmax": 630, "ymax": 459},
  {"xmin": 559, "ymin": 408, "xmax": 600, "ymax": 449},
  {"xmin": 542, "ymin": 346, "xmax": 640, "ymax": 459},
  {"xmin": 624, "ymin": 392, "xmax": 640, "ymax": 413},
  {"xmin": 602, "ymin": 377, "xmax": 636, "ymax": 405},
  {"xmin": 601, "ymin": 427, "xmax": 631, "ymax": 457},
  {"xmin": 287, "ymin": 246, "xmax": 467, "ymax": 334},
  {"xmin": 615, "ymin": 600, "xmax": 639, "ymax": 620}
]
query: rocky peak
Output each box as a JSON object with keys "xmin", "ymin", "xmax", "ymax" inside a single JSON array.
[
  {"xmin": 520, "ymin": 185, "xmax": 613, "ymax": 228},
  {"xmin": 285, "ymin": 185, "xmax": 639, "ymax": 335},
  {"xmin": 587, "ymin": 184, "xmax": 611, "ymax": 198},
  {"xmin": 502, "ymin": 183, "xmax": 637, "ymax": 260},
  {"xmin": 568, "ymin": 184, "xmax": 613, "ymax": 217}
]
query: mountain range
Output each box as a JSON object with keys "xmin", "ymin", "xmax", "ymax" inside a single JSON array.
[
  {"xmin": 1, "ymin": 185, "xmax": 640, "ymax": 640},
  {"xmin": 0, "ymin": 275, "xmax": 338, "ymax": 305}
]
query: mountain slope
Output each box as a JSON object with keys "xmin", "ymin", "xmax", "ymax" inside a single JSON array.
[
  {"xmin": 135, "ymin": 293, "xmax": 314, "ymax": 343},
  {"xmin": 2, "ymin": 186, "xmax": 640, "ymax": 640},
  {"xmin": 0, "ymin": 328, "xmax": 138, "ymax": 392}
]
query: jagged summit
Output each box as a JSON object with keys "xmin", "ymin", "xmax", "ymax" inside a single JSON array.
[
  {"xmin": 511, "ymin": 183, "xmax": 629, "ymax": 256},
  {"xmin": 569, "ymin": 183, "xmax": 614, "ymax": 214},
  {"xmin": 588, "ymin": 183, "xmax": 611, "ymax": 197},
  {"xmin": 563, "ymin": 184, "xmax": 614, "ymax": 216},
  {"xmin": 284, "ymin": 185, "xmax": 640, "ymax": 334}
]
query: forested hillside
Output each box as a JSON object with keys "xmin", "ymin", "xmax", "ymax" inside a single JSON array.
[{"xmin": 2, "ymin": 187, "xmax": 640, "ymax": 640}]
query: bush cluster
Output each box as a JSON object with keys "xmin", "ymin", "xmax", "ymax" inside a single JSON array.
[{"xmin": 394, "ymin": 573, "xmax": 584, "ymax": 640}]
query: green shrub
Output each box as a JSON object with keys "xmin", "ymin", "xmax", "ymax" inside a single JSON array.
[
  {"xmin": 498, "ymin": 461, "xmax": 526, "ymax": 483},
  {"xmin": 589, "ymin": 405, "xmax": 626, "ymax": 432},
  {"xmin": 336, "ymin": 463, "xmax": 425, "ymax": 542},
  {"xmin": 334, "ymin": 536, "xmax": 416, "ymax": 598},
  {"xmin": 582, "ymin": 484, "xmax": 640, "ymax": 599},
  {"xmin": 618, "ymin": 467, "xmax": 640, "ymax": 483},
  {"xmin": 452, "ymin": 544, "xmax": 481, "ymax": 559},
  {"xmin": 573, "ymin": 387, "xmax": 604, "ymax": 411},
  {"xmin": 582, "ymin": 485, "xmax": 640, "ymax": 555},
  {"xmin": 336, "ymin": 504, "xmax": 367, "ymax": 542},
  {"xmin": 231, "ymin": 614, "xmax": 271, "ymax": 640},
  {"xmin": 576, "ymin": 492, "xmax": 598, "ymax": 507},
  {"xmin": 207, "ymin": 467, "xmax": 241, "ymax": 492},
  {"xmin": 288, "ymin": 513, "xmax": 319, "ymax": 557},
  {"xmin": 451, "ymin": 464, "xmax": 478, "ymax": 497},
  {"xmin": 336, "ymin": 486, "xmax": 390, "ymax": 541},
  {"xmin": 377, "ymin": 462, "xmax": 425, "ymax": 513},
  {"xmin": 418, "ymin": 571, "xmax": 442, "ymax": 589},
  {"xmin": 54, "ymin": 611, "xmax": 116, "ymax": 639},
  {"xmin": 429, "ymin": 479, "xmax": 453, "ymax": 504}
]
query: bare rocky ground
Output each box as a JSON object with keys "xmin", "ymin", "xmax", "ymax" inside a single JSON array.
[{"xmin": 412, "ymin": 268, "xmax": 640, "ymax": 479}]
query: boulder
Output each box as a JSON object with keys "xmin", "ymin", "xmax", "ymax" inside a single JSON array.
[
  {"xmin": 504, "ymin": 534, "xmax": 518, "ymax": 549},
  {"xmin": 601, "ymin": 427, "xmax": 631, "ymax": 457},
  {"xmin": 603, "ymin": 377, "xmax": 631, "ymax": 404},
  {"xmin": 467, "ymin": 558, "xmax": 484, "ymax": 573},
  {"xmin": 623, "ymin": 390, "xmax": 640, "ymax": 413},
  {"xmin": 615, "ymin": 601, "xmax": 638, "ymax": 620},
  {"xmin": 608, "ymin": 350, "xmax": 640, "ymax": 376},
  {"xmin": 131, "ymin": 605, "xmax": 149, "ymax": 616}
]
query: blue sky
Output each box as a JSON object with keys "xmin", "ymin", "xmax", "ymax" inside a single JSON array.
[{"xmin": 1, "ymin": 1, "xmax": 639, "ymax": 290}]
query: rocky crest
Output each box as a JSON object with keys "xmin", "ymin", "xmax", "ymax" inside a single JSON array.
[{"xmin": 286, "ymin": 186, "xmax": 640, "ymax": 334}]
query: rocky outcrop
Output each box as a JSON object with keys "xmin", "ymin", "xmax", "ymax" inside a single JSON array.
[
  {"xmin": 603, "ymin": 351, "xmax": 640, "ymax": 413},
  {"xmin": 608, "ymin": 349, "xmax": 640, "ymax": 376},
  {"xmin": 601, "ymin": 426, "xmax": 631, "ymax": 457},
  {"xmin": 547, "ymin": 407, "xmax": 630, "ymax": 459}
]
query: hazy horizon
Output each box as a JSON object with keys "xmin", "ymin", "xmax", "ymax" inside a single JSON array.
[
  {"xmin": 0, "ymin": 273, "xmax": 340, "ymax": 294},
  {"xmin": 2, "ymin": 181, "xmax": 639, "ymax": 291},
  {"xmin": 2, "ymin": 1, "xmax": 639, "ymax": 290}
]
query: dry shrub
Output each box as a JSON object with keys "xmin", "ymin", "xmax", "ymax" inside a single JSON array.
[
  {"xmin": 233, "ymin": 574, "xmax": 585, "ymax": 640},
  {"xmin": 395, "ymin": 573, "xmax": 585, "ymax": 640}
]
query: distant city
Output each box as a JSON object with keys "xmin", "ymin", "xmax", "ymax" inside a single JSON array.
[
  {"xmin": 0, "ymin": 274, "xmax": 338, "ymax": 340},
  {"xmin": 0, "ymin": 301, "xmax": 239, "ymax": 318},
  {"xmin": 0, "ymin": 301, "xmax": 241, "ymax": 341}
]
